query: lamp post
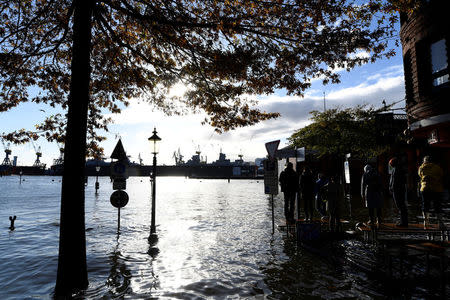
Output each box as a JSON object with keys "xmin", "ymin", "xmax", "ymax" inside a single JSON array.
[
  {"xmin": 95, "ymin": 165, "xmax": 100, "ymax": 194},
  {"xmin": 148, "ymin": 127, "xmax": 161, "ymax": 243}
]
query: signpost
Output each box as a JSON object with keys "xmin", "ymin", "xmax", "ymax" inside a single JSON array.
[
  {"xmin": 111, "ymin": 161, "xmax": 129, "ymax": 181},
  {"xmin": 109, "ymin": 139, "xmax": 129, "ymax": 232},
  {"xmin": 110, "ymin": 190, "xmax": 129, "ymax": 208},
  {"xmin": 110, "ymin": 190, "xmax": 129, "ymax": 231},
  {"xmin": 265, "ymin": 140, "xmax": 280, "ymax": 158},
  {"xmin": 265, "ymin": 140, "xmax": 280, "ymax": 234},
  {"xmin": 112, "ymin": 178, "xmax": 126, "ymax": 190},
  {"xmin": 264, "ymin": 159, "xmax": 279, "ymax": 195}
]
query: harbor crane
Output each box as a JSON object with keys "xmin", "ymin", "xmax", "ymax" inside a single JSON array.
[
  {"xmin": 1, "ymin": 139, "xmax": 12, "ymax": 166},
  {"xmin": 53, "ymin": 142, "xmax": 64, "ymax": 166},
  {"xmin": 31, "ymin": 140, "xmax": 45, "ymax": 168},
  {"xmin": 238, "ymin": 149, "xmax": 244, "ymax": 160},
  {"xmin": 236, "ymin": 149, "xmax": 244, "ymax": 165},
  {"xmin": 195, "ymin": 145, "xmax": 207, "ymax": 164},
  {"xmin": 172, "ymin": 148, "xmax": 184, "ymax": 165}
]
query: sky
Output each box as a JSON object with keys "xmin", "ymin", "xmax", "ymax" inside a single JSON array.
[{"xmin": 0, "ymin": 47, "xmax": 406, "ymax": 168}]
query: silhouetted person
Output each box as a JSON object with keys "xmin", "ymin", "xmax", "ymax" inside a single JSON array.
[
  {"xmin": 279, "ymin": 162, "xmax": 298, "ymax": 223},
  {"xmin": 389, "ymin": 157, "xmax": 408, "ymax": 227},
  {"xmin": 321, "ymin": 176, "xmax": 344, "ymax": 232},
  {"xmin": 361, "ymin": 164, "xmax": 383, "ymax": 226},
  {"xmin": 300, "ymin": 166, "xmax": 314, "ymax": 221},
  {"xmin": 418, "ymin": 155, "xmax": 445, "ymax": 230},
  {"xmin": 314, "ymin": 173, "xmax": 328, "ymax": 219}
]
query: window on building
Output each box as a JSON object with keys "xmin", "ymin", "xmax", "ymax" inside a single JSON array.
[
  {"xmin": 416, "ymin": 39, "xmax": 432, "ymax": 96},
  {"xmin": 403, "ymin": 50, "xmax": 414, "ymax": 104},
  {"xmin": 430, "ymin": 39, "xmax": 449, "ymax": 86}
]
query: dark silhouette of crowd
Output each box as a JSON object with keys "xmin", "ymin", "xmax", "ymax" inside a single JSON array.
[
  {"xmin": 277, "ymin": 154, "xmax": 446, "ymax": 231},
  {"xmin": 279, "ymin": 162, "xmax": 344, "ymax": 230}
]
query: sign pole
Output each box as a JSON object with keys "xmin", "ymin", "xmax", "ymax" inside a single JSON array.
[
  {"xmin": 265, "ymin": 140, "xmax": 280, "ymax": 236},
  {"xmin": 118, "ymin": 207, "xmax": 121, "ymax": 233},
  {"xmin": 109, "ymin": 139, "xmax": 130, "ymax": 236},
  {"xmin": 271, "ymin": 194, "xmax": 275, "ymax": 234}
]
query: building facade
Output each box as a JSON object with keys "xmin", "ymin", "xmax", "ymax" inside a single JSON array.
[
  {"xmin": 400, "ymin": 0, "xmax": 450, "ymax": 147},
  {"xmin": 400, "ymin": 0, "xmax": 449, "ymax": 191}
]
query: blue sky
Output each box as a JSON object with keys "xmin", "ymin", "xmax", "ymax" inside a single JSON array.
[{"xmin": 1, "ymin": 46, "xmax": 405, "ymax": 168}]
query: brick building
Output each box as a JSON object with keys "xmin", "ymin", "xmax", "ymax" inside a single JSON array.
[{"xmin": 400, "ymin": 0, "xmax": 450, "ymax": 189}]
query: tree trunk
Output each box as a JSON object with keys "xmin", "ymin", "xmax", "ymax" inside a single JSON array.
[{"xmin": 55, "ymin": 0, "xmax": 93, "ymax": 296}]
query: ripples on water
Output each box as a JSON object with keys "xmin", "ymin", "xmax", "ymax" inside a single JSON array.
[{"xmin": 0, "ymin": 176, "xmax": 447, "ymax": 299}]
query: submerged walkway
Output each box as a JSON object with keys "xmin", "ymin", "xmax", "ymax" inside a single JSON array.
[{"xmin": 278, "ymin": 218, "xmax": 450, "ymax": 296}]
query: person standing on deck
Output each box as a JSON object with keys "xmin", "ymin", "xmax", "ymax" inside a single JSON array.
[
  {"xmin": 279, "ymin": 162, "xmax": 299, "ymax": 223},
  {"xmin": 361, "ymin": 164, "xmax": 383, "ymax": 226},
  {"xmin": 418, "ymin": 155, "xmax": 445, "ymax": 230},
  {"xmin": 314, "ymin": 173, "xmax": 328, "ymax": 219},
  {"xmin": 389, "ymin": 157, "xmax": 408, "ymax": 227},
  {"xmin": 300, "ymin": 166, "xmax": 314, "ymax": 221},
  {"xmin": 321, "ymin": 175, "xmax": 344, "ymax": 232}
]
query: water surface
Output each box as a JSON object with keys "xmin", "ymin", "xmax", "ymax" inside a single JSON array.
[{"xmin": 0, "ymin": 176, "xmax": 446, "ymax": 299}]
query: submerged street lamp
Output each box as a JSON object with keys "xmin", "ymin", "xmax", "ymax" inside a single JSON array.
[
  {"xmin": 148, "ymin": 127, "xmax": 161, "ymax": 243},
  {"xmin": 95, "ymin": 165, "xmax": 101, "ymax": 194}
]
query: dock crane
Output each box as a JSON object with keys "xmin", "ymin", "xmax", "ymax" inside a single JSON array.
[
  {"xmin": 238, "ymin": 148, "xmax": 244, "ymax": 160},
  {"xmin": 195, "ymin": 145, "xmax": 207, "ymax": 164},
  {"xmin": 1, "ymin": 139, "xmax": 12, "ymax": 166},
  {"xmin": 195, "ymin": 145, "xmax": 201, "ymax": 156},
  {"xmin": 236, "ymin": 149, "xmax": 244, "ymax": 165},
  {"xmin": 53, "ymin": 142, "xmax": 64, "ymax": 166},
  {"xmin": 172, "ymin": 148, "xmax": 185, "ymax": 165},
  {"xmin": 31, "ymin": 140, "xmax": 45, "ymax": 168}
]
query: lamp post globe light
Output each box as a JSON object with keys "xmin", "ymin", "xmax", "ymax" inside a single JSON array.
[{"xmin": 148, "ymin": 127, "xmax": 161, "ymax": 243}]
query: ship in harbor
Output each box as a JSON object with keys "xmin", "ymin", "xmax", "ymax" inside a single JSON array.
[
  {"xmin": 50, "ymin": 148, "xmax": 258, "ymax": 179},
  {"xmin": 168, "ymin": 148, "xmax": 257, "ymax": 178},
  {"xmin": 3, "ymin": 140, "xmax": 258, "ymax": 179}
]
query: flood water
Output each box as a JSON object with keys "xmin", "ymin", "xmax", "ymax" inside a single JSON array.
[{"xmin": 0, "ymin": 176, "xmax": 447, "ymax": 299}]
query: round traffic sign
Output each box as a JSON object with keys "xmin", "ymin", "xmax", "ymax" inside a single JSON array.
[{"xmin": 110, "ymin": 190, "xmax": 129, "ymax": 208}]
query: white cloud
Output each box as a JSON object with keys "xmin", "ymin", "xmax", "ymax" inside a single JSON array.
[
  {"xmin": 101, "ymin": 65, "xmax": 405, "ymax": 165},
  {"xmin": 327, "ymin": 75, "xmax": 404, "ymax": 102}
]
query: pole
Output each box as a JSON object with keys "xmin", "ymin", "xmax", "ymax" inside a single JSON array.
[
  {"xmin": 118, "ymin": 207, "xmax": 121, "ymax": 233},
  {"xmin": 271, "ymin": 194, "xmax": 275, "ymax": 234},
  {"xmin": 149, "ymin": 153, "xmax": 158, "ymax": 242}
]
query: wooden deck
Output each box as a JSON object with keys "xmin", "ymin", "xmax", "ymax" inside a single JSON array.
[
  {"xmin": 277, "ymin": 218, "xmax": 351, "ymax": 234},
  {"xmin": 356, "ymin": 222, "xmax": 449, "ymax": 243}
]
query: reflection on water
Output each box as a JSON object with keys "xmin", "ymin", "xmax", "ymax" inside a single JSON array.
[
  {"xmin": 105, "ymin": 241, "xmax": 132, "ymax": 297},
  {"xmin": 0, "ymin": 176, "xmax": 447, "ymax": 298}
]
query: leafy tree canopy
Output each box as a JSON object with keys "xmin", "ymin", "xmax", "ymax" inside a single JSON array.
[
  {"xmin": 1, "ymin": 0, "xmax": 414, "ymax": 156},
  {"xmin": 288, "ymin": 104, "xmax": 405, "ymax": 159}
]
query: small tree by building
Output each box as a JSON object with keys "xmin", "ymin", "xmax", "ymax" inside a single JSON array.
[{"xmin": 288, "ymin": 105, "xmax": 407, "ymax": 179}]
